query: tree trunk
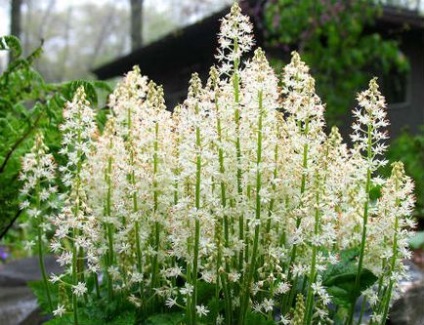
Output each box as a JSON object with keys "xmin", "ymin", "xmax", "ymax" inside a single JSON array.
[
  {"xmin": 130, "ymin": 0, "xmax": 143, "ymax": 50},
  {"xmin": 10, "ymin": 0, "xmax": 23, "ymax": 61},
  {"xmin": 10, "ymin": 0, "xmax": 22, "ymax": 38}
]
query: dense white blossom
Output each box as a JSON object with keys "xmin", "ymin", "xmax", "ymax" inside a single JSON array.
[{"xmin": 20, "ymin": 3, "xmax": 415, "ymax": 324}]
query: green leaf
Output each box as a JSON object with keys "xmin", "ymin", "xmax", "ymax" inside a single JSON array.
[
  {"xmin": 65, "ymin": 80, "xmax": 99, "ymax": 106},
  {"xmin": 143, "ymin": 312, "xmax": 185, "ymax": 325},
  {"xmin": 44, "ymin": 315, "xmax": 73, "ymax": 325},
  {"xmin": 91, "ymin": 80, "xmax": 113, "ymax": 93},
  {"xmin": 409, "ymin": 231, "xmax": 424, "ymax": 250},
  {"xmin": 44, "ymin": 312, "xmax": 134, "ymax": 325},
  {"xmin": 197, "ymin": 281, "xmax": 216, "ymax": 304},
  {"xmin": 0, "ymin": 98, "xmax": 14, "ymax": 112},
  {"xmin": 26, "ymin": 44, "xmax": 44, "ymax": 65},
  {"xmin": 244, "ymin": 310, "xmax": 275, "ymax": 325},
  {"xmin": 28, "ymin": 279, "xmax": 60, "ymax": 315},
  {"xmin": 324, "ymin": 268, "xmax": 377, "ymax": 307},
  {"xmin": 0, "ymin": 35, "xmax": 22, "ymax": 58},
  {"xmin": 322, "ymin": 248, "xmax": 377, "ymax": 307},
  {"xmin": 369, "ymin": 185, "xmax": 382, "ymax": 201},
  {"xmin": 105, "ymin": 312, "xmax": 136, "ymax": 325}
]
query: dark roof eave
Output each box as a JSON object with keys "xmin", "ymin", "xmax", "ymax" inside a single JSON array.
[
  {"xmin": 380, "ymin": 6, "xmax": 424, "ymax": 29},
  {"xmin": 92, "ymin": 7, "xmax": 228, "ymax": 80},
  {"xmin": 93, "ymin": 5, "xmax": 424, "ymax": 80}
]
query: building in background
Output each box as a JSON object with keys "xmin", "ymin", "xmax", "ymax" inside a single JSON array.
[{"xmin": 93, "ymin": 3, "xmax": 424, "ymax": 139}]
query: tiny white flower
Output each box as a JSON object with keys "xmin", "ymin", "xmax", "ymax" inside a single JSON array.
[
  {"xmin": 50, "ymin": 241, "xmax": 62, "ymax": 253},
  {"xmin": 228, "ymin": 271, "xmax": 241, "ymax": 282},
  {"xmin": 216, "ymin": 314, "xmax": 224, "ymax": 325},
  {"xmin": 276, "ymin": 281, "xmax": 291, "ymax": 294},
  {"xmin": 72, "ymin": 281, "xmax": 87, "ymax": 297},
  {"xmin": 165, "ymin": 297, "xmax": 178, "ymax": 308},
  {"xmin": 262, "ymin": 298, "xmax": 274, "ymax": 312},
  {"xmin": 49, "ymin": 274, "xmax": 62, "ymax": 284},
  {"xmin": 23, "ymin": 240, "xmax": 35, "ymax": 252},
  {"xmin": 19, "ymin": 200, "xmax": 30, "ymax": 210},
  {"xmin": 128, "ymin": 294, "xmax": 142, "ymax": 307},
  {"xmin": 53, "ymin": 304, "xmax": 66, "ymax": 317},
  {"xmin": 180, "ymin": 283, "xmax": 194, "ymax": 296},
  {"xmin": 196, "ymin": 304, "xmax": 209, "ymax": 317}
]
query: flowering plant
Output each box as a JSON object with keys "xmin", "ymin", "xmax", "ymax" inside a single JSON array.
[{"xmin": 20, "ymin": 4, "xmax": 414, "ymax": 325}]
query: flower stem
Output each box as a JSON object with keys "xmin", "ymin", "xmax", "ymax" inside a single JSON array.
[
  {"xmin": 190, "ymin": 104, "xmax": 202, "ymax": 325},
  {"xmin": 151, "ymin": 122, "xmax": 161, "ymax": 295},
  {"xmin": 105, "ymin": 149, "xmax": 115, "ymax": 300},
  {"xmin": 347, "ymin": 124, "xmax": 373, "ymax": 325},
  {"xmin": 284, "ymin": 119, "xmax": 309, "ymax": 314},
  {"xmin": 239, "ymin": 90, "xmax": 263, "ymax": 325},
  {"xmin": 34, "ymin": 146, "xmax": 53, "ymax": 313},
  {"xmin": 380, "ymin": 176, "xmax": 400, "ymax": 323},
  {"xmin": 304, "ymin": 187, "xmax": 320, "ymax": 323},
  {"xmin": 37, "ymin": 219, "xmax": 53, "ymax": 312},
  {"xmin": 232, "ymin": 40, "xmax": 244, "ymax": 276},
  {"xmin": 215, "ymin": 105, "xmax": 232, "ymax": 323},
  {"xmin": 72, "ymin": 243, "xmax": 79, "ymax": 325}
]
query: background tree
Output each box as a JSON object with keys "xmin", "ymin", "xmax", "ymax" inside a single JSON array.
[
  {"xmin": 1, "ymin": 0, "xmax": 229, "ymax": 240},
  {"xmin": 10, "ymin": 0, "xmax": 22, "ymax": 39},
  {"xmin": 258, "ymin": 0, "xmax": 410, "ymax": 125},
  {"xmin": 130, "ymin": 0, "xmax": 143, "ymax": 50},
  {"xmin": 0, "ymin": 35, "xmax": 111, "ymax": 241},
  {"xmin": 18, "ymin": 1, "xmax": 129, "ymax": 81},
  {"xmin": 9, "ymin": 0, "xmax": 22, "ymax": 61},
  {"xmin": 3, "ymin": 0, "xmax": 233, "ymax": 82}
]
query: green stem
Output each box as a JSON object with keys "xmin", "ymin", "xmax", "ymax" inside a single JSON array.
[
  {"xmin": 232, "ymin": 40, "xmax": 244, "ymax": 276},
  {"xmin": 239, "ymin": 90, "xmax": 263, "ymax": 325},
  {"xmin": 357, "ymin": 296, "xmax": 367, "ymax": 325},
  {"xmin": 284, "ymin": 119, "xmax": 309, "ymax": 314},
  {"xmin": 130, "ymin": 150, "xmax": 142, "ymax": 276},
  {"xmin": 126, "ymin": 104, "xmax": 143, "ymax": 279},
  {"xmin": 191, "ymin": 105, "xmax": 202, "ymax": 325},
  {"xmin": 34, "ymin": 146, "xmax": 53, "ymax": 313},
  {"xmin": 105, "ymin": 150, "xmax": 115, "ymax": 300},
  {"xmin": 37, "ymin": 219, "xmax": 53, "ymax": 312},
  {"xmin": 304, "ymin": 189, "xmax": 320, "ymax": 323},
  {"xmin": 106, "ymin": 224, "xmax": 114, "ymax": 299},
  {"xmin": 347, "ymin": 124, "xmax": 373, "ymax": 325},
  {"xmin": 380, "ymin": 181, "xmax": 400, "ymax": 323},
  {"xmin": 234, "ymin": 98, "xmax": 244, "ymax": 273},
  {"xmin": 266, "ymin": 144, "xmax": 278, "ymax": 235},
  {"xmin": 151, "ymin": 122, "xmax": 160, "ymax": 294},
  {"xmin": 216, "ymin": 108, "xmax": 232, "ymax": 324},
  {"xmin": 94, "ymin": 272, "xmax": 101, "ymax": 299},
  {"xmin": 72, "ymin": 243, "xmax": 79, "ymax": 325},
  {"xmin": 214, "ymin": 220, "xmax": 222, "ymax": 323}
]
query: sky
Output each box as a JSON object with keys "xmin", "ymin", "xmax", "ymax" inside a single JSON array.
[
  {"xmin": 0, "ymin": 0, "xmax": 164, "ymax": 36},
  {"xmin": 0, "ymin": 9, "xmax": 8, "ymax": 35},
  {"xmin": 0, "ymin": 0, "xmax": 169, "ymax": 69},
  {"xmin": 0, "ymin": 0, "xmax": 231, "ymax": 75},
  {"xmin": 2, "ymin": 0, "xmax": 424, "ymax": 36},
  {"xmin": 1, "ymin": 0, "xmax": 423, "ymax": 56}
]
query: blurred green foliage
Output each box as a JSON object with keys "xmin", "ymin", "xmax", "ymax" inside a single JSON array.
[
  {"xmin": 0, "ymin": 36, "xmax": 111, "ymax": 247},
  {"xmin": 386, "ymin": 127, "xmax": 424, "ymax": 223},
  {"xmin": 261, "ymin": 0, "xmax": 422, "ymax": 227},
  {"xmin": 263, "ymin": 0, "xmax": 409, "ymax": 125}
]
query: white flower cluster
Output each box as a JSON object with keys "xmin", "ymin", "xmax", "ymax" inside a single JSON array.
[
  {"xmin": 216, "ymin": 3, "xmax": 254, "ymax": 76},
  {"xmin": 19, "ymin": 132, "xmax": 57, "ymax": 251},
  {"xmin": 19, "ymin": 3, "xmax": 415, "ymax": 325}
]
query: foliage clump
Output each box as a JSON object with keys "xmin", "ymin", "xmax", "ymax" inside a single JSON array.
[
  {"xmin": 19, "ymin": 4, "xmax": 414, "ymax": 325},
  {"xmin": 0, "ymin": 35, "xmax": 110, "ymax": 245},
  {"xmin": 386, "ymin": 127, "xmax": 424, "ymax": 222},
  {"xmin": 262, "ymin": 0, "xmax": 409, "ymax": 124}
]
